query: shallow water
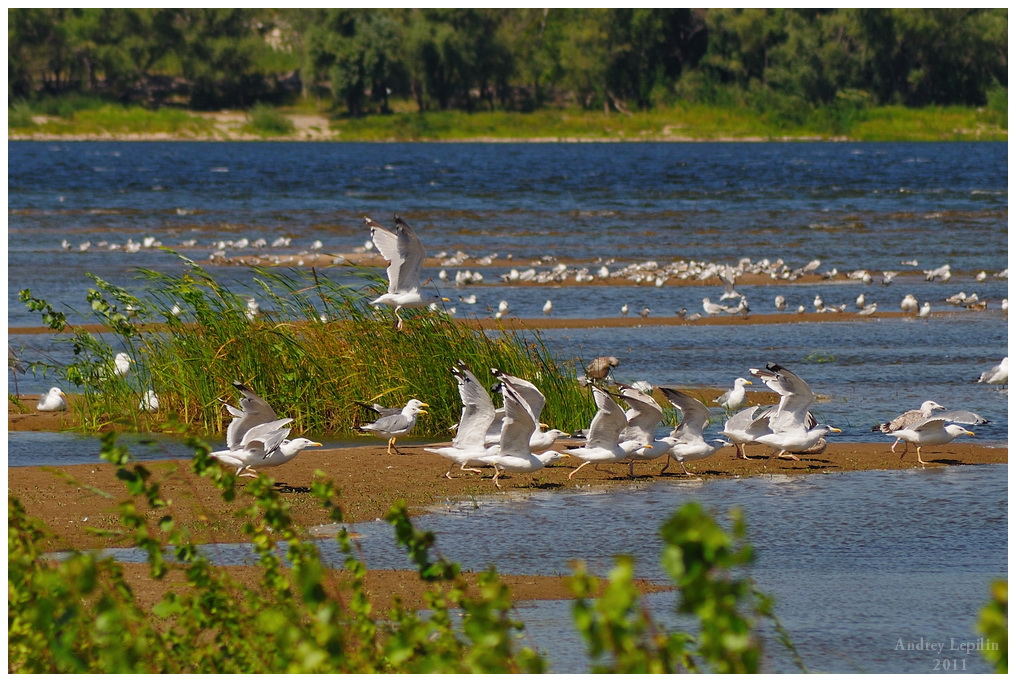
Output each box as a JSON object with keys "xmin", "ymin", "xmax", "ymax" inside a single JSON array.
[
  {"xmin": 11, "ymin": 141, "xmax": 1008, "ymax": 673},
  {"xmin": 64, "ymin": 464, "xmax": 1007, "ymax": 673}
]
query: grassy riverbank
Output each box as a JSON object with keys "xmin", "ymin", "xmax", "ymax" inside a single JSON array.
[{"xmin": 8, "ymin": 98, "xmax": 1007, "ymax": 142}]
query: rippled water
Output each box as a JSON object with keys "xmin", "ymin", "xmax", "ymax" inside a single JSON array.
[
  {"xmin": 66, "ymin": 464, "xmax": 1007, "ymax": 673},
  {"xmin": 10, "ymin": 142, "xmax": 1008, "ymax": 673}
]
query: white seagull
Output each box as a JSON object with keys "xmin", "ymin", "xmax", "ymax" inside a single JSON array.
[
  {"xmin": 365, "ymin": 215, "xmax": 448, "ymax": 330},
  {"xmin": 476, "ymin": 369, "xmax": 568, "ymax": 489},
  {"xmin": 655, "ymin": 387, "xmax": 729, "ymax": 475},
  {"xmin": 358, "ymin": 398, "xmax": 429, "ymax": 455},
  {"xmin": 567, "ymin": 384, "xmax": 640, "ymax": 479},
  {"xmin": 886, "ymin": 417, "xmax": 974, "ymax": 465},
  {"xmin": 424, "ymin": 362, "xmax": 498, "ymax": 478},
  {"xmin": 976, "ymin": 357, "xmax": 1008, "ymax": 385},
  {"xmin": 211, "ymin": 381, "xmax": 321, "ymax": 477},
  {"xmin": 714, "ymin": 377, "xmax": 752, "ymax": 412},
  {"xmin": 748, "ymin": 363, "xmax": 841, "ymax": 460},
  {"xmin": 37, "ymin": 387, "xmax": 67, "ymax": 412}
]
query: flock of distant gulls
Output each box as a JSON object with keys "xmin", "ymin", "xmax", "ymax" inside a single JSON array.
[{"xmin": 17, "ymin": 215, "xmax": 1006, "ymax": 485}]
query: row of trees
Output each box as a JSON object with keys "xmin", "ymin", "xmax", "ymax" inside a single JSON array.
[{"xmin": 8, "ymin": 8, "xmax": 1008, "ymax": 114}]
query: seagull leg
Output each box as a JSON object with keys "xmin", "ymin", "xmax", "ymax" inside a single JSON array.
[
  {"xmin": 659, "ymin": 457, "xmax": 671, "ymax": 475},
  {"xmin": 916, "ymin": 446, "xmax": 926, "ymax": 466},
  {"xmin": 680, "ymin": 461, "xmax": 691, "ymax": 476},
  {"xmin": 492, "ymin": 466, "xmax": 503, "ymax": 489},
  {"xmin": 628, "ymin": 460, "xmax": 636, "ymax": 479},
  {"xmin": 568, "ymin": 461, "xmax": 592, "ymax": 480},
  {"xmin": 735, "ymin": 443, "xmax": 753, "ymax": 460},
  {"xmin": 897, "ymin": 441, "xmax": 910, "ymax": 459},
  {"xmin": 460, "ymin": 462, "xmax": 483, "ymax": 474},
  {"xmin": 779, "ymin": 452, "xmax": 801, "ymax": 461}
]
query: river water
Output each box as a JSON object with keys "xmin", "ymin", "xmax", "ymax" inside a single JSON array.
[{"xmin": 9, "ymin": 141, "xmax": 1008, "ymax": 673}]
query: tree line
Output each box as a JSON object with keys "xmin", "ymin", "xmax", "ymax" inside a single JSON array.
[{"xmin": 8, "ymin": 8, "xmax": 1008, "ymax": 115}]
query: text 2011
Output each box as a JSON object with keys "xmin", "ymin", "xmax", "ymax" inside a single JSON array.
[{"xmin": 932, "ymin": 658, "xmax": 966, "ymax": 671}]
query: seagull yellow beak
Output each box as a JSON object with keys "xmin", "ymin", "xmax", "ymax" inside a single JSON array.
[
  {"xmin": 829, "ymin": 427, "xmax": 842, "ymax": 433},
  {"xmin": 419, "ymin": 403, "xmax": 430, "ymax": 408},
  {"xmin": 418, "ymin": 409, "xmax": 428, "ymax": 416},
  {"xmin": 561, "ymin": 432, "xmax": 572, "ymax": 438},
  {"xmin": 745, "ymin": 380, "xmax": 752, "ymax": 385},
  {"xmin": 441, "ymin": 297, "xmax": 450, "ymax": 302},
  {"xmin": 964, "ymin": 429, "xmax": 975, "ymax": 436},
  {"xmin": 539, "ymin": 422, "xmax": 549, "ymax": 429},
  {"xmin": 309, "ymin": 442, "xmax": 323, "ymax": 447}
]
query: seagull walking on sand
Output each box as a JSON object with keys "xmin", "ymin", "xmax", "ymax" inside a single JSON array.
[
  {"xmin": 567, "ymin": 384, "xmax": 641, "ymax": 479},
  {"xmin": 364, "ymin": 215, "xmax": 448, "ymax": 331},
  {"xmin": 425, "ymin": 363, "xmax": 498, "ymax": 478},
  {"xmin": 748, "ymin": 363, "xmax": 841, "ymax": 460},
  {"xmin": 872, "ymin": 400, "xmax": 946, "ymax": 453},
  {"xmin": 359, "ymin": 398, "xmax": 429, "ymax": 455},
  {"xmin": 886, "ymin": 417, "xmax": 973, "ymax": 465},
  {"xmin": 211, "ymin": 381, "xmax": 321, "ymax": 477},
  {"xmin": 654, "ymin": 387, "xmax": 729, "ymax": 475},
  {"xmin": 477, "ymin": 370, "xmax": 569, "ymax": 489}
]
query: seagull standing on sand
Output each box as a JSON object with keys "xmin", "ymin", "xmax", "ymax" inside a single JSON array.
[
  {"xmin": 210, "ymin": 381, "xmax": 321, "ymax": 477},
  {"xmin": 900, "ymin": 294, "xmax": 919, "ymax": 314},
  {"xmin": 364, "ymin": 215, "xmax": 448, "ymax": 331},
  {"xmin": 654, "ymin": 387, "xmax": 729, "ymax": 475},
  {"xmin": 359, "ymin": 398, "xmax": 429, "ymax": 455},
  {"xmin": 714, "ymin": 377, "xmax": 752, "ymax": 412}
]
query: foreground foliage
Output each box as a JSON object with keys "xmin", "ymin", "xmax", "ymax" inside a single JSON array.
[
  {"xmin": 10, "ymin": 435, "xmax": 771, "ymax": 673},
  {"xmin": 18, "ymin": 256, "xmax": 593, "ymax": 436}
]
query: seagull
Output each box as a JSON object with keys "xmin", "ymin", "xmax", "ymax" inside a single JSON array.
[
  {"xmin": 585, "ymin": 356, "xmax": 620, "ymax": 381},
  {"xmin": 498, "ymin": 300, "xmax": 510, "ymax": 315},
  {"xmin": 37, "ymin": 387, "xmax": 67, "ymax": 412},
  {"xmin": 857, "ymin": 302, "xmax": 878, "ymax": 316},
  {"xmin": 714, "ymin": 377, "xmax": 752, "ymax": 412},
  {"xmin": 976, "ymin": 357, "xmax": 1008, "ymax": 385},
  {"xmin": 917, "ymin": 301, "xmax": 931, "ymax": 318},
  {"xmin": 211, "ymin": 381, "xmax": 321, "ymax": 477},
  {"xmin": 359, "ymin": 398, "xmax": 429, "ymax": 455},
  {"xmin": 900, "ymin": 294, "xmax": 919, "ymax": 314},
  {"xmin": 774, "ymin": 295, "xmax": 787, "ymax": 312},
  {"xmin": 749, "ymin": 363, "xmax": 841, "ymax": 460},
  {"xmin": 139, "ymin": 389, "xmax": 160, "ymax": 412},
  {"xmin": 720, "ymin": 406, "xmax": 771, "ymax": 460},
  {"xmin": 245, "ymin": 297, "xmax": 259, "ymax": 320},
  {"xmin": 886, "ymin": 417, "xmax": 974, "ymax": 465},
  {"xmin": 364, "ymin": 215, "xmax": 448, "ymax": 331},
  {"xmin": 872, "ymin": 400, "xmax": 947, "ymax": 453},
  {"xmin": 856, "ymin": 293, "xmax": 866, "ymax": 309},
  {"xmin": 543, "ymin": 299, "xmax": 553, "ymax": 316},
  {"xmin": 702, "ymin": 298, "xmax": 729, "ymax": 315},
  {"xmin": 616, "ymin": 384, "xmax": 669, "ymax": 477},
  {"xmin": 620, "ymin": 303, "xmax": 629, "ymax": 317},
  {"xmin": 477, "ymin": 370, "xmax": 568, "ymax": 489},
  {"xmin": 639, "ymin": 306, "xmax": 651, "ymax": 319},
  {"xmin": 655, "ymin": 387, "xmax": 729, "ymax": 475},
  {"xmin": 566, "ymin": 384, "xmax": 639, "ymax": 479},
  {"xmin": 100, "ymin": 352, "xmax": 133, "ymax": 380},
  {"xmin": 483, "ymin": 372, "xmax": 570, "ymax": 451},
  {"xmin": 424, "ymin": 363, "xmax": 498, "ymax": 478}
]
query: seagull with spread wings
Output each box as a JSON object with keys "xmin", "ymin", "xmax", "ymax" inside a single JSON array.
[
  {"xmin": 211, "ymin": 381, "xmax": 321, "ymax": 477},
  {"xmin": 425, "ymin": 362, "xmax": 498, "ymax": 478},
  {"xmin": 364, "ymin": 214, "xmax": 448, "ymax": 330}
]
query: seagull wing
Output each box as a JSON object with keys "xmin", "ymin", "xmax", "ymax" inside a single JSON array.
[
  {"xmin": 498, "ymin": 377, "xmax": 537, "ymax": 457},
  {"xmin": 658, "ymin": 386, "xmax": 711, "ymax": 439},
  {"xmin": 226, "ymin": 382, "xmax": 281, "ymax": 450},
  {"xmin": 618, "ymin": 385, "xmax": 663, "ymax": 442},
  {"xmin": 237, "ymin": 418, "xmax": 293, "ymax": 458},
  {"xmin": 584, "ymin": 385, "xmax": 627, "ymax": 448},
  {"xmin": 748, "ymin": 363, "xmax": 814, "ymax": 431},
  {"xmin": 362, "ymin": 411, "xmax": 412, "ymax": 435},
  {"xmin": 451, "ymin": 362, "xmax": 496, "ymax": 450},
  {"xmin": 498, "ymin": 373, "xmax": 547, "ymax": 421},
  {"xmin": 937, "ymin": 409, "xmax": 989, "ymax": 425}
]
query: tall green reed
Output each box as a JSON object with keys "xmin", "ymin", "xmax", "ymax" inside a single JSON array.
[{"xmin": 21, "ymin": 255, "xmax": 595, "ymax": 437}]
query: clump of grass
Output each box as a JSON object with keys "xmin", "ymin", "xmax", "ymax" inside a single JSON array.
[
  {"xmin": 246, "ymin": 103, "xmax": 295, "ymax": 136},
  {"xmin": 21, "ymin": 255, "xmax": 594, "ymax": 438},
  {"xmin": 8, "ymin": 100, "xmax": 36, "ymax": 128}
]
